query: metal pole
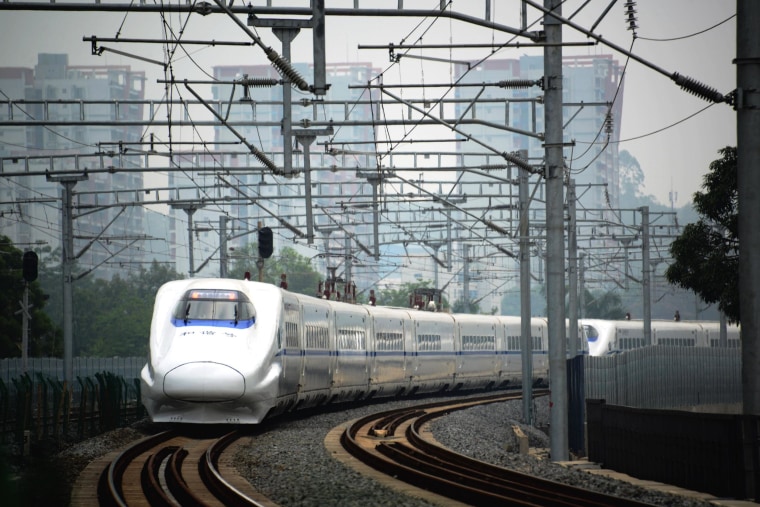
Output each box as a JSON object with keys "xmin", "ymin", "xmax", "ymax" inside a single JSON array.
[
  {"xmin": 220, "ymin": 215, "xmax": 228, "ymax": 278},
  {"xmin": 298, "ymin": 134, "xmax": 316, "ymax": 244},
  {"xmin": 46, "ymin": 174, "xmax": 86, "ymax": 383},
  {"xmin": 579, "ymin": 253, "xmax": 586, "ymax": 318},
  {"xmin": 463, "ymin": 244, "xmax": 470, "ymax": 312},
  {"xmin": 272, "ymin": 27, "xmax": 300, "ymax": 175},
  {"xmin": 372, "ymin": 176, "xmax": 380, "ymax": 260},
  {"xmin": 544, "ymin": 0, "xmax": 568, "ymax": 462},
  {"xmin": 737, "ymin": 0, "xmax": 760, "ymax": 417},
  {"xmin": 62, "ymin": 180, "xmax": 76, "ymax": 383},
  {"xmin": 567, "ymin": 179, "xmax": 578, "ymax": 357},
  {"xmin": 641, "ymin": 206, "xmax": 651, "ymax": 345},
  {"xmin": 312, "ymin": 0, "xmax": 328, "ymax": 96},
  {"xmin": 519, "ymin": 165, "xmax": 533, "ymax": 424},
  {"xmin": 186, "ymin": 209, "xmax": 197, "ymax": 277},
  {"xmin": 22, "ymin": 282, "xmax": 29, "ymax": 373}
]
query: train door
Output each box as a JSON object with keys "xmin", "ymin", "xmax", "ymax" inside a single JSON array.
[
  {"xmin": 333, "ymin": 307, "xmax": 369, "ymax": 394},
  {"xmin": 368, "ymin": 309, "xmax": 408, "ymax": 395},
  {"xmin": 531, "ymin": 318, "xmax": 549, "ymax": 382},
  {"xmin": 300, "ymin": 300, "xmax": 333, "ymax": 398},
  {"xmin": 280, "ymin": 294, "xmax": 303, "ymax": 398},
  {"xmin": 499, "ymin": 316, "xmax": 522, "ymax": 385},
  {"xmin": 455, "ymin": 315, "xmax": 498, "ymax": 389}
]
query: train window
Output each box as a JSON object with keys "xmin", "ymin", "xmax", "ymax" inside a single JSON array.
[
  {"xmin": 463, "ymin": 335, "xmax": 495, "ymax": 351},
  {"xmin": 583, "ymin": 325, "xmax": 599, "ymax": 342},
  {"xmin": 173, "ymin": 289, "xmax": 255, "ymax": 324},
  {"xmin": 338, "ymin": 328, "xmax": 366, "ymax": 350},
  {"xmin": 710, "ymin": 339, "xmax": 740, "ymax": 348},
  {"xmin": 620, "ymin": 338, "xmax": 645, "ymax": 350},
  {"xmin": 305, "ymin": 324, "xmax": 329, "ymax": 349},
  {"xmin": 285, "ymin": 322, "xmax": 299, "ymax": 348},
  {"xmin": 377, "ymin": 331, "xmax": 403, "ymax": 351},
  {"xmin": 417, "ymin": 333, "xmax": 441, "ymax": 351}
]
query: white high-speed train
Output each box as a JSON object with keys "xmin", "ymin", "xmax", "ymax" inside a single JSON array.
[
  {"xmin": 582, "ymin": 318, "xmax": 741, "ymax": 356},
  {"xmin": 140, "ymin": 278, "xmax": 569, "ymax": 424}
]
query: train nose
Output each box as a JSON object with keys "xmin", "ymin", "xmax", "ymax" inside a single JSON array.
[{"xmin": 163, "ymin": 362, "xmax": 245, "ymax": 402}]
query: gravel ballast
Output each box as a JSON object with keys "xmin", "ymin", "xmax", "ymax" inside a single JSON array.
[
  {"xmin": 232, "ymin": 393, "xmax": 718, "ymax": 507},
  {"xmin": 53, "ymin": 391, "xmax": 724, "ymax": 507}
]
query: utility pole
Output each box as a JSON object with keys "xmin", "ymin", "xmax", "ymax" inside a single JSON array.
[
  {"xmin": 18, "ymin": 282, "xmax": 31, "ymax": 373},
  {"xmin": 462, "ymin": 244, "xmax": 471, "ymax": 312},
  {"xmin": 567, "ymin": 178, "xmax": 579, "ymax": 357},
  {"xmin": 737, "ymin": 0, "xmax": 760, "ymax": 416},
  {"xmin": 543, "ymin": 0, "xmax": 569, "ymax": 462},
  {"xmin": 47, "ymin": 173, "xmax": 87, "ymax": 384},
  {"xmin": 519, "ymin": 163, "xmax": 533, "ymax": 424},
  {"xmin": 171, "ymin": 202, "xmax": 204, "ymax": 277},
  {"xmin": 294, "ymin": 126, "xmax": 334, "ymax": 245},
  {"xmin": 641, "ymin": 206, "xmax": 651, "ymax": 345},
  {"xmin": 220, "ymin": 215, "xmax": 228, "ymax": 278}
]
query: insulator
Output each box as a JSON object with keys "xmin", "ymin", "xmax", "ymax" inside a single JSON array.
[
  {"xmin": 481, "ymin": 164, "xmax": 508, "ymax": 171},
  {"xmin": 240, "ymin": 77, "xmax": 279, "ymax": 88},
  {"xmin": 672, "ymin": 73, "xmax": 726, "ymax": 103},
  {"xmin": 265, "ymin": 48, "xmax": 310, "ymax": 91},
  {"xmin": 498, "ymin": 79, "xmax": 538, "ymax": 89},
  {"xmin": 484, "ymin": 220, "xmax": 509, "ymax": 235},
  {"xmin": 250, "ymin": 147, "xmax": 279, "ymax": 173},
  {"xmin": 502, "ymin": 151, "xmax": 535, "ymax": 173}
]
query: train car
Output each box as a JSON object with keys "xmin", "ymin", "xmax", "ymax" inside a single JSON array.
[
  {"xmin": 699, "ymin": 321, "xmax": 741, "ymax": 348},
  {"xmin": 581, "ymin": 318, "xmax": 740, "ymax": 356},
  {"xmin": 141, "ymin": 278, "xmax": 551, "ymax": 424}
]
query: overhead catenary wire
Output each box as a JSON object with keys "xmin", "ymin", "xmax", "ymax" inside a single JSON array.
[{"xmin": 211, "ymin": 0, "xmax": 309, "ymax": 92}]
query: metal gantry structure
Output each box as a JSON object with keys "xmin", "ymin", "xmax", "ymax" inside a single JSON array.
[{"xmin": 0, "ymin": 0, "xmax": 749, "ymax": 456}]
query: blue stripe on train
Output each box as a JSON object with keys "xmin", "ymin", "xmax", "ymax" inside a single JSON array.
[{"xmin": 171, "ymin": 317, "xmax": 255, "ymax": 329}]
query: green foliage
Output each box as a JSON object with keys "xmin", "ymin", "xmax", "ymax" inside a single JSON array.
[
  {"xmin": 666, "ymin": 147, "xmax": 739, "ymax": 323},
  {"xmin": 375, "ymin": 280, "xmax": 450, "ymax": 310},
  {"xmin": 451, "ymin": 297, "xmax": 481, "ymax": 314},
  {"xmin": 0, "ymin": 237, "xmax": 60, "ymax": 359},
  {"xmin": 39, "ymin": 259, "xmax": 183, "ymax": 357},
  {"xmin": 227, "ymin": 244, "xmax": 321, "ymax": 296},
  {"xmin": 582, "ymin": 288, "xmax": 626, "ymax": 319}
]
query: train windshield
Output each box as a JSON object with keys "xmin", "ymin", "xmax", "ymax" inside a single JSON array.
[
  {"xmin": 583, "ymin": 324, "xmax": 599, "ymax": 342},
  {"xmin": 173, "ymin": 289, "xmax": 256, "ymax": 326}
]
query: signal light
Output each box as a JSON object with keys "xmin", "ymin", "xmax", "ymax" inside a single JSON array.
[
  {"xmin": 22, "ymin": 251, "xmax": 38, "ymax": 282},
  {"xmin": 258, "ymin": 227, "xmax": 274, "ymax": 259}
]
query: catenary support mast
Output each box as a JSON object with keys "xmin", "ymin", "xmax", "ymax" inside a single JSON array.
[
  {"xmin": 544, "ymin": 0, "xmax": 569, "ymax": 461},
  {"xmin": 738, "ymin": 0, "xmax": 760, "ymax": 416}
]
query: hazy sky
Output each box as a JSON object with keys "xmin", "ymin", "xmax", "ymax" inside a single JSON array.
[{"xmin": 0, "ymin": 0, "xmax": 736, "ymax": 206}]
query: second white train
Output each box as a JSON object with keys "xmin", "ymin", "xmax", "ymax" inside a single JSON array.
[{"xmin": 582, "ymin": 318, "xmax": 741, "ymax": 356}]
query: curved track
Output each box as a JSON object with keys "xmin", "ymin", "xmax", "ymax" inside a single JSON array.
[
  {"xmin": 339, "ymin": 391, "xmax": 654, "ymax": 507},
  {"xmin": 97, "ymin": 428, "xmax": 273, "ymax": 507}
]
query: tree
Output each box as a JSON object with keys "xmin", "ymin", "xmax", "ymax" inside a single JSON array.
[
  {"xmin": 582, "ymin": 289, "xmax": 626, "ymax": 319},
  {"xmin": 451, "ymin": 297, "xmax": 481, "ymax": 314},
  {"xmin": 666, "ymin": 147, "xmax": 739, "ymax": 323},
  {"xmin": 228, "ymin": 244, "xmax": 321, "ymax": 296},
  {"xmin": 375, "ymin": 280, "xmax": 450, "ymax": 310},
  {"xmin": 619, "ymin": 150, "xmax": 660, "ymax": 208},
  {"xmin": 39, "ymin": 259, "xmax": 182, "ymax": 357},
  {"xmin": 0, "ymin": 237, "xmax": 61, "ymax": 358}
]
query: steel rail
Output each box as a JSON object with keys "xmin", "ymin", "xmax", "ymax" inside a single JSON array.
[{"xmin": 339, "ymin": 390, "xmax": 656, "ymax": 507}]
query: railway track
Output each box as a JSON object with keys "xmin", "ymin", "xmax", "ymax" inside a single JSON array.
[
  {"xmin": 338, "ymin": 391, "xmax": 654, "ymax": 507},
  {"xmin": 96, "ymin": 427, "xmax": 275, "ymax": 507}
]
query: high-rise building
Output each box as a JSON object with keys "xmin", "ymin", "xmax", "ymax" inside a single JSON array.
[
  {"xmin": 451, "ymin": 54, "xmax": 625, "ymax": 312},
  {"xmin": 171, "ymin": 62, "xmax": 383, "ymax": 286},
  {"xmin": 0, "ymin": 53, "xmax": 168, "ymax": 279}
]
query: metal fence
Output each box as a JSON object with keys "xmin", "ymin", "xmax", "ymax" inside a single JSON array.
[
  {"xmin": 583, "ymin": 346, "xmax": 742, "ymax": 410},
  {"xmin": 0, "ymin": 357, "xmax": 146, "ymax": 384},
  {"xmin": 586, "ymin": 400, "xmax": 758, "ymax": 500}
]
